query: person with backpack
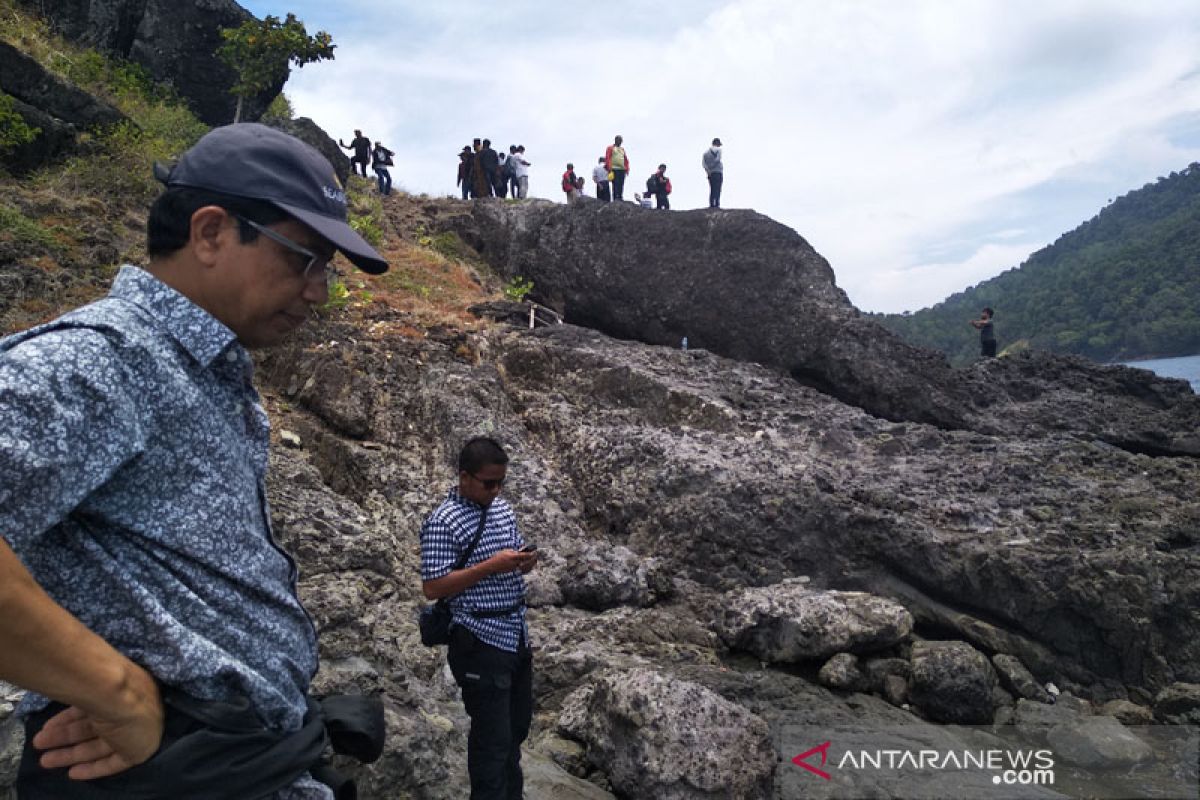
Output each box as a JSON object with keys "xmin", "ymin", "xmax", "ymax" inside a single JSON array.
[
  {"xmin": 562, "ymin": 163, "xmax": 578, "ymax": 203},
  {"xmin": 604, "ymin": 135, "xmax": 630, "ymax": 201},
  {"xmin": 495, "ymin": 151, "xmax": 509, "ymax": 198},
  {"xmin": 702, "ymin": 137, "xmax": 723, "ymax": 208},
  {"xmin": 647, "ymin": 164, "xmax": 672, "ymax": 210},
  {"xmin": 420, "ymin": 437, "xmax": 537, "ymax": 800},
  {"xmin": 371, "ymin": 141, "xmax": 395, "ymax": 196}
]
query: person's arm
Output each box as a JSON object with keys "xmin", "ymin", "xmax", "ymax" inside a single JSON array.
[
  {"xmin": 0, "ymin": 538, "xmax": 163, "ymax": 778},
  {"xmin": 0, "ymin": 328, "xmax": 161, "ymax": 777},
  {"xmin": 422, "ymin": 548, "xmax": 534, "ymax": 600}
]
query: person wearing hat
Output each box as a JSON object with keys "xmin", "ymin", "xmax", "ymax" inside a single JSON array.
[
  {"xmin": 0, "ymin": 123, "xmax": 388, "ymax": 798},
  {"xmin": 457, "ymin": 145, "xmax": 475, "ymax": 199},
  {"xmin": 702, "ymin": 137, "xmax": 723, "ymax": 208}
]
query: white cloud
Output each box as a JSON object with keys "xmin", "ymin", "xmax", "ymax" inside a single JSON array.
[{"xmin": 244, "ymin": 0, "xmax": 1200, "ymax": 312}]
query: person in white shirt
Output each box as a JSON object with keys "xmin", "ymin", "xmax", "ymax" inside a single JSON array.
[
  {"xmin": 511, "ymin": 146, "xmax": 531, "ymax": 199},
  {"xmin": 591, "ymin": 157, "xmax": 610, "ymax": 202}
]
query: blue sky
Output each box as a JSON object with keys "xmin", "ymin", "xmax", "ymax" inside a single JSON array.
[{"xmin": 239, "ymin": 0, "xmax": 1200, "ymax": 313}]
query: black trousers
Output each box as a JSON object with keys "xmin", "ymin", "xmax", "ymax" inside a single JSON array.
[
  {"xmin": 596, "ymin": 182, "xmax": 611, "ymax": 202},
  {"xmin": 654, "ymin": 191, "xmax": 669, "ymax": 210},
  {"xmin": 611, "ymin": 169, "xmax": 626, "ymax": 201},
  {"xmin": 447, "ymin": 626, "xmax": 533, "ymax": 800},
  {"xmin": 982, "ymin": 339, "xmax": 997, "ymax": 357},
  {"xmin": 350, "ymin": 156, "xmax": 368, "ymax": 177},
  {"xmin": 708, "ymin": 172, "xmax": 723, "ymax": 207}
]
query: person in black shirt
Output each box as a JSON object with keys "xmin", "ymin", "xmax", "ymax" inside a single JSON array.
[
  {"xmin": 339, "ymin": 129, "xmax": 371, "ymax": 177},
  {"xmin": 970, "ymin": 307, "xmax": 997, "ymax": 357}
]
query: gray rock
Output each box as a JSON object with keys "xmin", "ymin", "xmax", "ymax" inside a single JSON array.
[
  {"xmin": 818, "ymin": 653, "xmax": 868, "ymax": 692},
  {"xmin": 558, "ymin": 669, "xmax": 774, "ymax": 800},
  {"xmin": 882, "ymin": 674, "xmax": 909, "ymax": 707},
  {"xmin": 268, "ymin": 117, "xmax": 351, "ymax": 186},
  {"xmin": 1046, "ymin": 715, "xmax": 1155, "ymax": 768},
  {"xmin": 714, "ymin": 581, "xmax": 913, "ymax": 663},
  {"xmin": 0, "ymin": 716, "xmax": 22, "ymax": 795},
  {"xmin": 524, "ymin": 748, "xmax": 618, "ymax": 800},
  {"xmin": 909, "ymin": 640, "xmax": 998, "ymax": 724},
  {"xmin": 1153, "ymin": 682, "xmax": 1200, "ymax": 724},
  {"xmin": 442, "ymin": 201, "xmax": 1200, "ymax": 456},
  {"xmin": 1009, "ymin": 697, "xmax": 1085, "ymax": 744},
  {"xmin": 1098, "ymin": 699, "xmax": 1154, "ymax": 726},
  {"xmin": 993, "ymin": 653, "xmax": 1052, "ymax": 702},
  {"xmin": 17, "ymin": 0, "xmax": 281, "ymax": 124},
  {"xmin": 559, "ymin": 544, "xmax": 670, "ymax": 610}
]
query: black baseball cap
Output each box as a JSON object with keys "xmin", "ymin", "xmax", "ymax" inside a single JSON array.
[{"xmin": 154, "ymin": 123, "xmax": 388, "ymax": 274}]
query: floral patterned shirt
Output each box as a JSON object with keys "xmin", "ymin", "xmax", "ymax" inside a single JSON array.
[{"xmin": 0, "ymin": 266, "xmax": 328, "ymax": 798}]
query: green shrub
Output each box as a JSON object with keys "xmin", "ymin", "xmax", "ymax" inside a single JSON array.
[
  {"xmin": 503, "ymin": 276, "xmax": 534, "ymax": 302},
  {"xmin": 0, "ymin": 92, "xmax": 38, "ymax": 154},
  {"xmin": 0, "ymin": 204, "xmax": 57, "ymax": 251}
]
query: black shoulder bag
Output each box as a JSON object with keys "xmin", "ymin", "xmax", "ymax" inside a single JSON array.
[{"xmin": 418, "ymin": 507, "xmax": 488, "ymax": 646}]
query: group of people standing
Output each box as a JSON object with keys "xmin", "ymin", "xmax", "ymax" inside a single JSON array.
[
  {"xmin": 564, "ymin": 135, "xmax": 724, "ymax": 211},
  {"xmin": 457, "ymin": 139, "xmax": 531, "ymax": 200},
  {"xmin": 340, "ymin": 129, "xmax": 395, "ymax": 195}
]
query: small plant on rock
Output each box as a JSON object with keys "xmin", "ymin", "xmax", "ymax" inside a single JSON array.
[{"xmin": 503, "ymin": 276, "xmax": 534, "ymax": 303}]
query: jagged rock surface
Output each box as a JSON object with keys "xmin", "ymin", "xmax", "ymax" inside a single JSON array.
[
  {"xmin": 16, "ymin": 0, "xmax": 280, "ymax": 125},
  {"xmin": 0, "ymin": 41, "xmax": 127, "ymax": 172},
  {"xmin": 439, "ymin": 200, "xmax": 1200, "ymax": 456},
  {"xmin": 557, "ymin": 668, "xmax": 776, "ymax": 800}
]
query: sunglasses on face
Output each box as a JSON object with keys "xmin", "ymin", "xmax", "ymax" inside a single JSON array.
[
  {"xmin": 470, "ymin": 473, "xmax": 505, "ymax": 490},
  {"xmin": 234, "ymin": 215, "xmax": 342, "ymax": 287}
]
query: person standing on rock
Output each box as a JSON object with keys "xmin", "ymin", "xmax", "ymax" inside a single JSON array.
[
  {"xmin": 470, "ymin": 138, "xmax": 492, "ymax": 199},
  {"xmin": 605, "ymin": 134, "xmax": 630, "ymax": 201},
  {"xmin": 702, "ymin": 137, "xmax": 723, "ymax": 208},
  {"xmin": 0, "ymin": 124, "xmax": 389, "ymax": 797},
  {"xmin": 512, "ymin": 145, "xmax": 531, "ymax": 199},
  {"xmin": 457, "ymin": 145, "xmax": 474, "ymax": 200},
  {"xmin": 371, "ymin": 140, "xmax": 394, "ymax": 196},
  {"xmin": 420, "ymin": 437, "xmax": 538, "ymax": 800},
  {"xmin": 971, "ymin": 307, "xmax": 998, "ymax": 357},
  {"xmin": 592, "ymin": 156, "xmax": 611, "ymax": 202},
  {"xmin": 562, "ymin": 162, "xmax": 579, "ymax": 203},
  {"xmin": 339, "ymin": 129, "xmax": 371, "ymax": 178},
  {"xmin": 647, "ymin": 164, "xmax": 671, "ymax": 210}
]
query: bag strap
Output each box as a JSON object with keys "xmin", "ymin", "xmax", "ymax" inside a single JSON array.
[{"xmin": 437, "ymin": 506, "xmax": 489, "ymax": 607}]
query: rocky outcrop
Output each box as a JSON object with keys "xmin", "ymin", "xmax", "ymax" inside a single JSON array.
[
  {"xmin": 268, "ymin": 117, "xmax": 351, "ymax": 185},
  {"xmin": 0, "ymin": 42, "xmax": 126, "ymax": 172},
  {"xmin": 714, "ymin": 581, "xmax": 913, "ymax": 663},
  {"xmin": 440, "ymin": 200, "xmax": 1200, "ymax": 456},
  {"xmin": 557, "ymin": 669, "xmax": 776, "ymax": 800},
  {"xmin": 16, "ymin": 0, "xmax": 281, "ymax": 125},
  {"xmin": 908, "ymin": 640, "xmax": 999, "ymax": 723}
]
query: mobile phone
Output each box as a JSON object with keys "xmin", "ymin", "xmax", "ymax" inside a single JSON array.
[{"xmin": 519, "ymin": 544, "xmax": 538, "ymax": 553}]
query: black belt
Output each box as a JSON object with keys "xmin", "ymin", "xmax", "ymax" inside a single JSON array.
[{"xmin": 464, "ymin": 603, "xmax": 525, "ymax": 618}]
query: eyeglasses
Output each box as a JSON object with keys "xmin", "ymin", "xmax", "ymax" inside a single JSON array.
[
  {"xmin": 470, "ymin": 473, "xmax": 506, "ymax": 490},
  {"xmin": 234, "ymin": 215, "xmax": 341, "ymax": 286}
]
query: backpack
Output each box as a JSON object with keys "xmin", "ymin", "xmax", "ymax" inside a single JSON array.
[
  {"xmin": 562, "ymin": 172, "xmax": 576, "ymax": 193},
  {"xmin": 504, "ymin": 155, "xmax": 516, "ymax": 178},
  {"xmin": 646, "ymin": 175, "xmax": 656, "ymax": 194}
]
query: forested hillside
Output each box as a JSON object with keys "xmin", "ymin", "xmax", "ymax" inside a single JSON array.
[{"xmin": 874, "ymin": 164, "xmax": 1200, "ymax": 365}]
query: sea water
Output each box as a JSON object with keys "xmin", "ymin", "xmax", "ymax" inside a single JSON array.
[{"xmin": 1122, "ymin": 354, "xmax": 1200, "ymax": 393}]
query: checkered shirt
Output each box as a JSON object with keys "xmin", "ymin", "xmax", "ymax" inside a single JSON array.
[{"xmin": 420, "ymin": 488, "xmax": 527, "ymax": 653}]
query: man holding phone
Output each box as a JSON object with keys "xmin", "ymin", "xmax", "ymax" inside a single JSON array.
[{"xmin": 419, "ymin": 437, "xmax": 537, "ymax": 800}]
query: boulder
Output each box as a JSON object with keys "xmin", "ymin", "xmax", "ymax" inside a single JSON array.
[
  {"xmin": 1097, "ymin": 699, "xmax": 1154, "ymax": 726},
  {"xmin": 268, "ymin": 117, "xmax": 351, "ymax": 185},
  {"xmin": 714, "ymin": 580, "xmax": 913, "ymax": 663},
  {"xmin": 17, "ymin": 0, "xmax": 281, "ymax": 125},
  {"xmin": 909, "ymin": 640, "xmax": 998, "ymax": 724},
  {"xmin": 557, "ymin": 669, "xmax": 774, "ymax": 800},
  {"xmin": 1153, "ymin": 682, "xmax": 1200, "ymax": 724},
  {"xmin": 558, "ymin": 543, "xmax": 671, "ymax": 611},
  {"xmin": 818, "ymin": 652, "xmax": 869, "ymax": 692},
  {"xmin": 1046, "ymin": 715, "xmax": 1154, "ymax": 768},
  {"xmin": 993, "ymin": 653, "xmax": 1052, "ymax": 703},
  {"xmin": 0, "ymin": 42, "xmax": 127, "ymax": 172},
  {"xmin": 443, "ymin": 201, "xmax": 1200, "ymax": 456}
]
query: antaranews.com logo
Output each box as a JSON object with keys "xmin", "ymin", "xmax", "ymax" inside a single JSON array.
[
  {"xmin": 792, "ymin": 740, "xmax": 1055, "ymax": 787},
  {"xmin": 782, "ymin": 724, "xmax": 1199, "ymax": 800}
]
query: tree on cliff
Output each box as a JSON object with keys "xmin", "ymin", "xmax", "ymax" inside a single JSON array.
[{"xmin": 217, "ymin": 14, "xmax": 335, "ymax": 123}]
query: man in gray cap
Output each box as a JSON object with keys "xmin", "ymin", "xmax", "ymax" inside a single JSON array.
[{"xmin": 0, "ymin": 123, "xmax": 387, "ymax": 798}]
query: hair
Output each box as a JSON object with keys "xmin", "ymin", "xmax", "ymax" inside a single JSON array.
[
  {"xmin": 517, "ymin": 145, "xmax": 525, "ymax": 152},
  {"xmin": 614, "ymin": 135, "xmax": 623, "ymax": 144},
  {"xmin": 712, "ymin": 138, "xmax": 721, "ymax": 146},
  {"xmin": 459, "ymin": 437, "xmax": 508, "ymax": 473},
  {"xmin": 146, "ymin": 187, "xmax": 289, "ymax": 259},
  {"xmin": 510, "ymin": 145, "xmax": 518, "ymax": 153},
  {"xmin": 482, "ymin": 138, "xmax": 491, "ymax": 147},
  {"xmin": 566, "ymin": 163, "xmax": 574, "ymax": 170},
  {"xmin": 598, "ymin": 156, "xmax": 606, "ymax": 163},
  {"xmin": 982, "ymin": 307, "xmax": 994, "ymax": 317},
  {"xmin": 658, "ymin": 163, "xmax": 666, "ymax": 170}
]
